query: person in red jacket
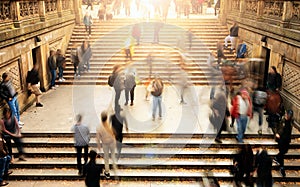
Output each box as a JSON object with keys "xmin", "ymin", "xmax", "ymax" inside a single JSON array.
[{"xmin": 230, "ymin": 91, "xmax": 240, "ymax": 127}]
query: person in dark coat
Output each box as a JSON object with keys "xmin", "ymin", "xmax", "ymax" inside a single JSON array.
[
  {"xmin": 273, "ymin": 109, "xmax": 293, "ymax": 177},
  {"xmin": 27, "ymin": 63, "xmax": 43, "ymax": 107},
  {"xmin": 253, "ymin": 145, "xmax": 273, "ymax": 187},
  {"xmin": 266, "ymin": 66, "xmax": 282, "ymax": 92},
  {"xmin": 83, "ymin": 150, "xmax": 103, "ymax": 187},
  {"xmin": 47, "ymin": 49, "xmax": 57, "ymax": 89},
  {"xmin": 110, "ymin": 106, "xmax": 128, "ymax": 160},
  {"xmin": 209, "ymin": 87, "xmax": 229, "ymax": 143},
  {"xmin": 124, "ymin": 70, "xmax": 136, "ymax": 106},
  {"xmin": 233, "ymin": 144, "xmax": 254, "ymax": 187}
]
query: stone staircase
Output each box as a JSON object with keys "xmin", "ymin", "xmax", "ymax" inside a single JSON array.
[
  {"xmin": 60, "ymin": 18, "xmax": 238, "ymax": 86},
  {"xmin": 9, "ymin": 132, "xmax": 300, "ymax": 186}
]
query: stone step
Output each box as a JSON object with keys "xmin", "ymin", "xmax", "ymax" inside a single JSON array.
[
  {"xmin": 8, "ymin": 168, "xmax": 300, "ymax": 182},
  {"xmin": 10, "ymin": 157, "xmax": 300, "ymax": 170}
]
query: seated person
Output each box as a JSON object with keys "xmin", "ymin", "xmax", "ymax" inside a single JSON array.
[{"xmin": 236, "ymin": 41, "xmax": 247, "ymax": 58}]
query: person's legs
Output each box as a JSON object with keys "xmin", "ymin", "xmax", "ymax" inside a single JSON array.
[
  {"xmin": 152, "ymin": 96, "xmax": 158, "ymax": 119},
  {"xmin": 75, "ymin": 146, "xmax": 83, "ymax": 173},
  {"xmin": 125, "ymin": 88, "xmax": 129, "ymax": 105},
  {"xmin": 158, "ymin": 96, "xmax": 162, "ymax": 118},
  {"xmin": 224, "ymin": 35, "xmax": 230, "ymax": 47},
  {"xmin": 109, "ymin": 142, "xmax": 117, "ymax": 171},
  {"xmin": 130, "ymin": 85, "xmax": 135, "ymax": 105},
  {"xmin": 236, "ymin": 116, "xmax": 244, "ymax": 142},
  {"xmin": 114, "ymin": 89, "xmax": 121, "ymax": 108},
  {"xmin": 230, "ymin": 37, "xmax": 237, "ymax": 50},
  {"xmin": 8, "ymin": 97, "xmax": 20, "ymax": 122},
  {"xmin": 50, "ymin": 70, "xmax": 56, "ymax": 87},
  {"xmin": 83, "ymin": 145, "xmax": 89, "ymax": 164},
  {"xmin": 102, "ymin": 144, "xmax": 110, "ymax": 173},
  {"xmin": 88, "ymin": 25, "xmax": 91, "ymax": 35},
  {"xmin": 241, "ymin": 116, "xmax": 248, "ymax": 138}
]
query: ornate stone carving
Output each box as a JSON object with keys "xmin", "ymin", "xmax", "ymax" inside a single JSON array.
[
  {"xmin": 62, "ymin": 0, "xmax": 70, "ymax": 10},
  {"xmin": 0, "ymin": 60, "xmax": 22, "ymax": 92},
  {"xmin": 246, "ymin": 0, "xmax": 257, "ymax": 15},
  {"xmin": 0, "ymin": 1, "xmax": 11, "ymax": 21},
  {"xmin": 292, "ymin": 1, "xmax": 300, "ymax": 21},
  {"xmin": 283, "ymin": 62, "xmax": 300, "ymax": 100},
  {"xmin": 232, "ymin": 0, "xmax": 240, "ymax": 11},
  {"xmin": 263, "ymin": 1, "xmax": 283, "ymax": 18},
  {"xmin": 19, "ymin": 1, "xmax": 39, "ymax": 17},
  {"xmin": 45, "ymin": 0, "xmax": 58, "ymax": 13}
]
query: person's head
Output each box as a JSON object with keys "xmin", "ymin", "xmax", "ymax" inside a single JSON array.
[
  {"xmin": 50, "ymin": 49, "xmax": 55, "ymax": 56},
  {"xmin": 240, "ymin": 89, "xmax": 249, "ymax": 100},
  {"xmin": 285, "ymin": 109, "xmax": 293, "ymax": 120},
  {"xmin": 2, "ymin": 107, "xmax": 12, "ymax": 119},
  {"xmin": 56, "ymin": 49, "xmax": 62, "ymax": 55},
  {"xmin": 76, "ymin": 114, "xmax": 82, "ymax": 123},
  {"xmin": 101, "ymin": 111, "xmax": 108, "ymax": 122},
  {"xmin": 89, "ymin": 150, "xmax": 98, "ymax": 160},
  {"xmin": 270, "ymin": 66, "xmax": 277, "ymax": 74},
  {"xmin": 1, "ymin": 72, "xmax": 9, "ymax": 82}
]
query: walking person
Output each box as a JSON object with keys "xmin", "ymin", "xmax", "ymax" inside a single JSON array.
[
  {"xmin": 273, "ymin": 110, "xmax": 293, "ymax": 177},
  {"xmin": 252, "ymin": 87, "xmax": 267, "ymax": 135},
  {"xmin": 153, "ymin": 21, "xmax": 163, "ymax": 44},
  {"xmin": 0, "ymin": 73, "xmax": 24, "ymax": 126},
  {"xmin": 83, "ymin": 12, "xmax": 93, "ymax": 36},
  {"xmin": 56, "ymin": 49, "xmax": 66, "ymax": 82},
  {"xmin": 71, "ymin": 47, "xmax": 80, "ymax": 77},
  {"xmin": 235, "ymin": 89, "xmax": 252, "ymax": 143},
  {"xmin": 132, "ymin": 23, "xmax": 141, "ymax": 45},
  {"xmin": 187, "ymin": 28, "xmax": 193, "ymax": 50},
  {"xmin": 47, "ymin": 49, "xmax": 57, "ymax": 89},
  {"xmin": 83, "ymin": 150, "xmax": 103, "ymax": 187},
  {"xmin": 0, "ymin": 126, "xmax": 12, "ymax": 186},
  {"xmin": 71, "ymin": 114, "xmax": 90, "ymax": 176},
  {"xmin": 232, "ymin": 144, "xmax": 254, "ymax": 187},
  {"xmin": 224, "ymin": 21, "xmax": 239, "ymax": 53},
  {"xmin": 124, "ymin": 36, "xmax": 134, "ymax": 61},
  {"xmin": 78, "ymin": 40, "xmax": 92, "ymax": 72},
  {"xmin": 1, "ymin": 107, "xmax": 26, "ymax": 162},
  {"xmin": 253, "ymin": 145, "xmax": 273, "ymax": 187},
  {"xmin": 110, "ymin": 106, "xmax": 128, "ymax": 160},
  {"xmin": 108, "ymin": 65, "xmax": 124, "ymax": 110},
  {"xmin": 96, "ymin": 111, "xmax": 117, "ymax": 179},
  {"xmin": 216, "ymin": 41, "xmax": 226, "ymax": 65},
  {"xmin": 266, "ymin": 66, "xmax": 282, "ymax": 92},
  {"xmin": 26, "ymin": 63, "xmax": 43, "ymax": 107},
  {"xmin": 124, "ymin": 70, "xmax": 136, "ymax": 106},
  {"xmin": 151, "ymin": 76, "xmax": 164, "ymax": 121},
  {"xmin": 209, "ymin": 87, "xmax": 230, "ymax": 143}
]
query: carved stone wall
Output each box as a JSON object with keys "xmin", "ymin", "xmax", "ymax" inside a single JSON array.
[
  {"xmin": 283, "ymin": 62, "xmax": 300, "ymax": 99},
  {"xmin": 292, "ymin": 1, "xmax": 300, "ymax": 22},
  {"xmin": 45, "ymin": 0, "xmax": 58, "ymax": 13},
  {"xmin": 19, "ymin": 1, "xmax": 39, "ymax": 18},
  {"xmin": 263, "ymin": 0, "xmax": 283, "ymax": 18},
  {"xmin": 0, "ymin": 1, "xmax": 11, "ymax": 21},
  {"xmin": 245, "ymin": 0, "xmax": 257, "ymax": 15}
]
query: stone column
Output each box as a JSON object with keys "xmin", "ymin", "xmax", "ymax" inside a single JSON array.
[
  {"xmin": 57, "ymin": 0, "xmax": 62, "ymax": 17},
  {"xmin": 220, "ymin": 0, "xmax": 229, "ymax": 25},
  {"xmin": 11, "ymin": 1, "xmax": 21, "ymax": 28},
  {"xmin": 257, "ymin": 0, "xmax": 264, "ymax": 21},
  {"xmin": 281, "ymin": 1, "xmax": 293, "ymax": 28},
  {"xmin": 73, "ymin": 0, "xmax": 82, "ymax": 24},
  {"xmin": 39, "ymin": 0, "xmax": 46, "ymax": 22},
  {"xmin": 239, "ymin": 0, "xmax": 246, "ymax": 17}
]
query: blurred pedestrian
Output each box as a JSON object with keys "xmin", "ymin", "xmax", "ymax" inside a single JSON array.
[
  {"xmin": 83, "ymin": 150, "xmax": 103, "ymax": 187},
  {"xmin": 56, "ymin": 49, "xmax": 66, "ymax": 82},
  {"xmin": 0, "ymin": 73, "xmax": 24, "ymax": 126},
  {"xmin": 1, "ymin": 107, "xmax": 26, "ymax": 162},
  {"xmin": 71, "ymin": 114, "xmax": 90, "ymax": 176},
  {"xmin": 273, "ymin": 110, "xmax": 293, "ymax": 177},
  {"xmin": 224, "ymin": 22, "xmax": 239, "ymax": 53},
  {"xmin": 232, "ymin": 144, "xmax": 254, "ymax": 187},
  {"xmin": 253, "ymin": 145, "xmax": 273, "ymax": 187},
  {"xmin": 132, "ymin": 23, "xmax": 141, "ymax": 46},
  {"xmin": 153, "ymin": 21, "xmax": 163, "ymax": 44},
  {"xmin": 78, "ymin": 40, "xmax": 92, "ymax": 72},
  {"xmin": 110, "ymin": 106, "xmax": 128, "ymax": 160},
  {"xmin": 124, "ymin": 36, "xmax": 134, "ymax": 61},
  {"xmin": 26, "ymin": 63, "xmax": 43, "ymax": 107},
  {"xmin": 124, "ymin": 70, "xmax": 136, "ymax": 106},
  {"xmin": 47, "ymin": 49, "xmax": 57, "ymax": 89},
  {"xmin": 108, "ymin": 65, "xmax": 124, "ymax": 110},
  {"xmin": 0, "ymin": 125, "xmax": 12, "ymax": 186},
  {"xmin": 266, "ymin": 66, "xmax": 282, "ymax": 92},
  {"xmin": 151, "ymin": 76, "xmax": 164, "ymax": 120},
  {"xmin": 96, "ymin": 111, "xmax": 117, "ymax": 179},
  {"xmin": 83, "ymin": 12, "xmax": 93, "ymax": 36},
  {"xmin": 216, "ymin": 41, "xmax": 226, "ymax": 65},
  {"xmin": 71, "ymin": 47, "xmax": 80, "ymax": 76}
]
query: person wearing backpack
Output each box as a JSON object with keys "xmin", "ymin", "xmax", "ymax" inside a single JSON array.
[
  {"xmin": 252, "ymin": 87, "xmax": 267, "ymax": 135},
  {"xmin": 151, "ymin": 76, "xmax": 164, "ymax": 121}
]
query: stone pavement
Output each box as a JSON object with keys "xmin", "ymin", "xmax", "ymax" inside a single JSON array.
[{"xmin": 21, "ymin": 85, "xmax": 272, "ymax": 135}]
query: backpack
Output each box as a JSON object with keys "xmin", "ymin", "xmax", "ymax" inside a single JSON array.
[
  {"xmin": 108, "ymin": 74, "xmax": 115, "ymax": 87},
  {"xmin": 151, "ymin": 80, "xmax": 163, "ymax": 97},
  {"xmin": 253, "ymin": 90, "xmax": 267, "ymax": 105}
]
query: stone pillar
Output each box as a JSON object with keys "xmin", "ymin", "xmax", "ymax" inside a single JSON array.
[
  {"xmin": 70, "ymin": 0, "xmax": 75, "ymax": 14},
  {"xmin": 239, "ymin": 0, "xmax": 246, "ymax": 17},
  {"xmin": 73, "ymin": 0, "xmax": 82, "ymax": 24},
  {"xmin": 281, "ymin": 1, "xmax": 293, "ymax": 28},
  {"xmin": 220, "ymin": 0, "xmax": 229, "ymax": 25},
  {"xmin": 257, "ymin": 0, "xmax": 264, "ymax": 21},
  {"xmin": 39, "ymin": 0, "xmax": 46, "ymax": 22},
  {"xmin": 11, "ymin": 1, "xmax": 21, "ymax": 28},
  {"xmin": 57, "ymin": 0, "xmax": 62, "ymax": 17}
]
